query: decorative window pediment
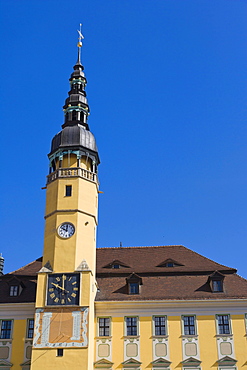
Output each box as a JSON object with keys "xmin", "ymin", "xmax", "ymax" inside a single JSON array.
[
  {"xmin": 217, "ymin": 356, "xmax": 237, "ymax": 366},
  {"xmin": 121, "ymin": 358, "xmax": 142, "ymax": 367},
  {"xmin": 151, "ymin": 358, "xmax": 171, "ymax": 367},
  {"xmin": 181, "ymin": 357, "xmax": 201, "ymax": 366},
  {"xmin": 94, "ymin": 359, "xmax": 113, "ymax": 369},
  {"xmin": 156, "ymin": 258, "xmax": 183, "ymax": 268},
  {"xmin": 20, "ymin": 360, "xmax": 31, "ymax": 370},
  {"xmin": 0, "ymin": 359, "xmax": 13, "ymax": 368},
  {"xmin": 103, "ymin": 260, "xmax": 130, "ymax": 269}
]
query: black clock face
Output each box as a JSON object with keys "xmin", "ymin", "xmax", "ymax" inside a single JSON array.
[{"xmin": 47, "ymin": 273, "xmax": 80, "ymax": 306}]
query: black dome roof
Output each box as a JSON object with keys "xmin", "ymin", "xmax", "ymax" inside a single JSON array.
[{"xmin": 50, "ymin": 124, "xmax": 98, "ymax": 154}]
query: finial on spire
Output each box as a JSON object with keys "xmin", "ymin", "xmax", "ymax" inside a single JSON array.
[{"xmin": 76, "ymin": 23, "xmax": 84, "ymax": 65}]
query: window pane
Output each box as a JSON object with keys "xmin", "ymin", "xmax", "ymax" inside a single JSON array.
[
  {"xmin": 27, "ymin": 319, "xmax": 34, "ymax": 338},
  {"xmin": 154, "ymin": 316, "xmax": 166, "ymax": 336},
  {"xmin": 99, "ymin": 318, "xmax": 110, "ymax": 336},
  {"xmin": 183, "ymin": 316, "xmax": 195, "ymax": 335},
  {"xmin": 218, "ymin": 315, "xmax": 230, "ymax": 334},
  {"xmin": 0, "ymin": 320, "xmax": 12, "ymax": 339},
  {"xmin": 10, "ymin": 285, "xmax": 19, "ymax": 296},
  {"xmin": 126, "ymin": 317, "xmax": 137, "ymax": 336},
  {"xmin": 129, "ymin": 283, "xmax": 139, "ymax": 294},
  {"xmin": 65, "ymin": 185, "xmax": 72, "ymax": 197},
  {"xmin": 213, "ymin": 280, "xmax": 223, "ymax": 292}
]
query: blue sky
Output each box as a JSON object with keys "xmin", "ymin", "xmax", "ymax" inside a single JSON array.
[{"xmin": 1, "ymin": 0, "xmax": 247, "ymax": 278}]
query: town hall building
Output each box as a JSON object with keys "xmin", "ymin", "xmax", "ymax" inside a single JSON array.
[{"xmin": 0, "ymin": 33, "xmax": 247, "ymax": 370}]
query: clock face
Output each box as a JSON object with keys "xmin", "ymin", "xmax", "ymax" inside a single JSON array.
[
  {"xmin": 47, "ymin": 273, "xmax": 80, "ymax": 306},
  {"xmin": 58, "ymin": 222, "xmax": 75, "ymax": 238}
]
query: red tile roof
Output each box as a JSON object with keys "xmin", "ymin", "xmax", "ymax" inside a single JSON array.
[
  {"xmin": 96, "ymin": 245, "xmax": 236, "ymax": 274},
  {"xmin": 1, "ymin": 246, "xmax": 246, "ymax": 303}
]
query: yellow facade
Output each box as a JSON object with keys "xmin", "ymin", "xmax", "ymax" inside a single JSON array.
[
  {"xmin": 1, "ymin": 41, "xmax": 247, "ymax": 370},
  {"xmin": 94, "ymin": 302, "xmax": 247, "ymax": 370}
]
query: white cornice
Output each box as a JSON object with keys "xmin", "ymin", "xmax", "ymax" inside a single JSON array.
[
  {"xmin": 0, "ymin": 303, "xmax": 35, "ymax": 319},
  {"xmin": 95, "ymin": 299, "xmax": 247, "ymax": 316}
]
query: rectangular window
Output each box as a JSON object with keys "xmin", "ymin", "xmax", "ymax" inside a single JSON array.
[
  {"xmin": 183, "ymin": 316, "xmax": 196, "ymax": 335},
  {"xmin": 154, "ymin": 316, "xmax": 167, "ymax": 336},
  {"xmin": 0, "ymin": 320, "xmax": 12, "ymax": 339},
  {"xmin": 9, "ymin": 285, "xmax": 19, "ymax": 296},
  {"xmin": 57, "ymin": 348, "xmax": 63, "ymax": 357},
  {"xmin": 217, "ymin": 314, "xmax": 231, "ymax": 335},
  {"xmin": 27, "ymin": 319, "xmax": 34, "ymax": 339},
  {"xmin": 212, "ymin": 280, "xmax": 223, "ymax": 292},
  {"xmin": 65, "ymin": 185, "xmax": 72, "ymax": 197},
  {"xmin": 98, "ymin": 318, "xmax": 110, "ymax": 337},
  {"xmin": 126, "ymin": 317, "xmax": 138, "ymax": 336},
  {"xmin": 129, "ymin": 282, "xmax": 139, "ymax": 294}
]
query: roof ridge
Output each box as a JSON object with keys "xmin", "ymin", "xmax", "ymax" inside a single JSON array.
[{"xmin": 97, "ymin": 245, "xmax": 184, "ymax": 250}]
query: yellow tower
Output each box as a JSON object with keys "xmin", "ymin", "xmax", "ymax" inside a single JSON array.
[{"xmin": 31, "ymin": 28, "xmax": 100, "ymax": 370}]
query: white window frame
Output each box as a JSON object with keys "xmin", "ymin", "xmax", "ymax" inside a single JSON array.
[
  {"xmin": 0, "ymin": 319, "xmax": 13, "ymax": 339},
  {"xmin": 125, "ymin": 316, "xmax": 139, "ymax": 337},
  {"xmin": 216, "ymin": 314, "xmax": 232, "ymax": 335},
  {"xmin": 181, "ymin": 315, "xmax": 197, "ymax": 336},
  {"xmin": 26, "ymin": 318, "xmax": 34, "ymax": 339},
  {"xmin": 97, "ymin": 317, "xmax": 111, "ymax": 337},
  {"xmin": 9, "ymin": 285, "xmax": 19, "ymax": 296},
  {"xmin": 152, "ymin": 315, "xmax": 168, "ymax": 337}
]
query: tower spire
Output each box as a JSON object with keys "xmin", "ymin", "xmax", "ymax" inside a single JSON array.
[{"xmin": 76, "ymin": 23, "xmax": 84, "ymax": 65}]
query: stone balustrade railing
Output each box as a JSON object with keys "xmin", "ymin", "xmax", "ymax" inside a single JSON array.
[{"xmin": 47, "ymin": 167, "xmax": 98, "ymax": 184}]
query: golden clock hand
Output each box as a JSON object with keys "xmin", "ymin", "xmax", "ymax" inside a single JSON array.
[
  {"xmin": 62, "ymin": 274, "xmax": 65, "ymax": 295},
  {"xmin": 51, "ymin": 282, "xmax": 59, "ymax": 288},
  {"xmin": 51, "ymin": 282, "xmax": 69, "ymax": 293}
]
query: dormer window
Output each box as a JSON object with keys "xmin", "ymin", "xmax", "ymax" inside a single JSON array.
[
  {"xmin": 208, "ymin": 271, "xmax": 224, "ymax": 293},
  {"xmin": 103, "ymin": 260, "xmax": 130, "ymax": 269},
  {"xmin": 156, "ymin": 258, "xmax": 183, "ymax": 268},
  {"xmin": 126, "ymin": 273, "xmax": 142, "ymax": 295},
  {"xmin": 8, "ymin": 278, "xmax": 23, "ymax": 297},
  {"xmin": 10, "ymin": 285, "xmax": 19, "ymax": 296}
]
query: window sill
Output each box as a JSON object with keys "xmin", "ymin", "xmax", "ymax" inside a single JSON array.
[
  {"xmin": 96, "ymin": 336, "xmax": 112, "ymax": 339},
  {"xmin": 124, "ymin": 336, "xmax": 140, "ymax": 339},
  {"xmin": 152, "ymin": 335, "xmax": 169, "ymax": 339},
  {"xmin": 215, "ymin": 334, "xmax": 233, "ymax": 338},
  {"xmin": 181, "ymin": 335, "xmax": 198, "ymax": 338}
]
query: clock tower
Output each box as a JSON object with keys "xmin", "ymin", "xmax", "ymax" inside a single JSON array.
[{"xmin": 31, "ymin": 29, "xmax": 100, "ymax": 370}]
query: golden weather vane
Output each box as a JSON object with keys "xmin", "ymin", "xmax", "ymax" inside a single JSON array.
[{"xmin": 77, "ymin": 23, "xmax": 84, "ymax": 48}]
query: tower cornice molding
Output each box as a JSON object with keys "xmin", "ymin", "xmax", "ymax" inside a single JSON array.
[{"xmin": 44, "ymin": 208, "xmax": 98, "ymax": 225}]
